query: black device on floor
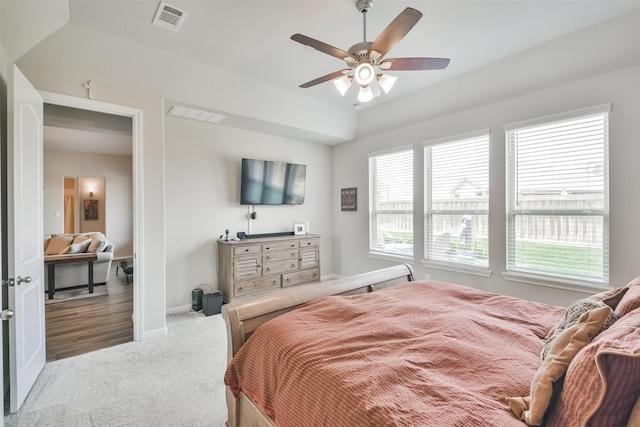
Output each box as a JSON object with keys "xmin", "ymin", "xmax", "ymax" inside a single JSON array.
[{"xmin": 203, "ymin": 291, "xmax": 223, "ymax": 316}]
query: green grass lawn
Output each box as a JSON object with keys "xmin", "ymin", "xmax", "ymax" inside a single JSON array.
[
  {"xmin": 515, "ymin": 240, "xmax": 603, "ymax": 277},
  {"xmin": 384, "ymin": 231, "xmax": 602, "ymax": 278}
]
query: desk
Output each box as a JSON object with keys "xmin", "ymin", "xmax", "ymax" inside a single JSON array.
[{"xmin": 44, "ymin": 253, "xmax": 98, "ymax": 299}]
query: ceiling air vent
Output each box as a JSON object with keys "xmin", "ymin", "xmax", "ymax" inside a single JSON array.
[{"xmin": 152, "ymin": 2, "xmax": 187, "ymax": 32}]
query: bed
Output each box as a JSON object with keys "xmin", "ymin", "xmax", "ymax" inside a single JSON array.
[{"xmin": 222, "ymin": 264, "xmax": 640, "ymax": 427}]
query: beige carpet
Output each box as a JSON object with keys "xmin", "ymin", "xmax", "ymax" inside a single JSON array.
[
  {"xmin": 4, "ymin": 312, "xmax": 228, "ymax": 426},
  {"xmin": 45, "ymin": 284, "xmax": 109, "ymax": 305}
]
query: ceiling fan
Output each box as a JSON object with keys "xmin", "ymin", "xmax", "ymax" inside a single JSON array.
[{"xmin": 290, "ymin": 0, "xmax": 450, "ymax": 103}]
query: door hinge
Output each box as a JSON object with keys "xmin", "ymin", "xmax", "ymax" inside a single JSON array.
[{"xmin": 3, "ymin": 278, "xmax": 15, "ymax": 287}]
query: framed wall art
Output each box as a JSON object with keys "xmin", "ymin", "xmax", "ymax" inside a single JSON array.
[
  {"xmin": 84, "ymin": 199, "xmax": 99, "ymax": 221},
  {"xmin": 341, "ymin": 187, "xmax": 357, "ymax": 211}
]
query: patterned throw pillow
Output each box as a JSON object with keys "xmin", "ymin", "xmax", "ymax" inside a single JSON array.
[
  {"xmin": 506, "ymin": 306, "xmax": 612, "ymax": 426},
  {"xmin": 545, "ymin": 307, "xmax": 640, "ymax": 427},
  {"xmin": 541, "ymin": 299, "xmax": 618, "ymax": 360}
]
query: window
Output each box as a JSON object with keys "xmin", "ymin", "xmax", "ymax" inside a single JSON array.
[
  {"xmin": 424, "ymin": 131, "xmax": 489, "ymax": 268},
  {"xmin": 505, "ymin": 105, "xmax": 610, "ymax": 285},
  {"xmin": 369, "ymin": 148, "xmax": 413, "ymax": 258}
]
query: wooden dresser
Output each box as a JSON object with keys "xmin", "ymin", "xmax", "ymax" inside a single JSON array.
[{"xmin": 217, "ymin": 234, "xmax": 321, "ymax": 302}]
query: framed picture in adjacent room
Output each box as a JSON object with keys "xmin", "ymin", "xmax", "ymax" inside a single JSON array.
[
  {"xmin": 84, "ymin": 199, "xmax": 99, "ymax": 220},
  {"xmin": 341, "ymin": 187, "xmax": 357, "ymax": 211}
]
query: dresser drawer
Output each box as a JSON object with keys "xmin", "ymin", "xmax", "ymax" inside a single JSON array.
[
  {"xmin": 235, "ymin": 277, "xmax": 280, "ymax": 298},
  {"xmin": 282, "ymin": 268, "xmax": 320, "ymax": 287},
  {"xmin": 233, "ymin": 245, "xmax": 261, "ymax": 255},
  {"xmin": 262, "ymin": 260, "xmax": 299, "ymax": 276},
  {"xmin": 263, "ymin": 241, "xmax": 299, "ymax": 252},
  {"xmin": 298, "ymin": 238, "xmax": 319, "ymax": 248},
  {"xmin": 263, "ymin": 250, "xmax": 298, "ymax": 263}
]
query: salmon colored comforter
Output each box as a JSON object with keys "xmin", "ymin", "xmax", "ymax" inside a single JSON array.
[{"xmin": 224, "ymin": 281, "xmax": 565, "ymax": 427}]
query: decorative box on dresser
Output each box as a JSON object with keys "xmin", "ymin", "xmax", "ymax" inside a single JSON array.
[{"xmin": 217, "ymin": 234, "xmax": 321, "ymax": 302}]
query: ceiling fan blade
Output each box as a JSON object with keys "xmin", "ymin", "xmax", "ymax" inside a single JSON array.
[
  {"xmin": 379, "ymin": 57, "xmax": 450, "ymax": 71},
  {"xmin": 299, "ymin": 69, "xmax": 350, "ymax": 88},
  {"xmin": 291, "ymin": 34, "xmax": 356, "ymax": 64},
  {"xmin": 369, "ymin": 7, "xmax": 423, "ymax": 60}
]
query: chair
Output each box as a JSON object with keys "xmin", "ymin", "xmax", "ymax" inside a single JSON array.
[{"xmin": 117, "ymin": 260, "xmax": 134, "ymax": 284}]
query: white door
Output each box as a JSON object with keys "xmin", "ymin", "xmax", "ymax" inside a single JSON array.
[{"xmin": 7, "ymin": 65, "xmax": 45, "ymax": 412}]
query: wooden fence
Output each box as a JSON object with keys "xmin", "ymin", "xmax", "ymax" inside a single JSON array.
[{"xmin": 376, "ymin": 193, "xmax": 604, "ymax": 245}]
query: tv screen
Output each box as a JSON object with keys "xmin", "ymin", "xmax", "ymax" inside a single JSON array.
[{"xmin": 240, "ymin": 158, "xmax": 306, "ymax": 205}]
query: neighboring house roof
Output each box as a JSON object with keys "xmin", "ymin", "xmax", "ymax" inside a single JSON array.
[{"xmin": 450, "ymin": 177, "xmax": 487, "ymax": 198}]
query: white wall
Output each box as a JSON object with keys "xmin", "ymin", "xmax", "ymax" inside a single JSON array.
[
  {"xmin": 43, "ymin": 150, "xmax": 134, "ymax": 258},
  {"xmin": 13, "ymin": 18, "xmax": 355, "ymax": 333},
  {"xmin": 10, "ymin": 29, "xmax": 162, "ymax": 334},
  {"xmin": 333, "ymin": 65, "xmax": 640, "ymax": 307},
  {"xmin": 164, "ymin": 115, "xmax": 334, "ymax": 310},
  {"xmin": 10, "ymin": 5, "xmax": 640, "ymax": 324}
]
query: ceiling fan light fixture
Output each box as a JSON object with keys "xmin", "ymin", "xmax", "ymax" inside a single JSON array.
[
  {"xmin": 377, "ymin": 73, "xmax": 397, "ymax": 94},
  {"xmin": 354, "ymin": 63, "xmax": 375, "ymax": 85},
  {"xmin": 357, "ymin": 85, "xmax": 374, "ymax": 103},
  {"xmin": 333, "ymin": 75, "xmax": 353, "ymax": 96}
]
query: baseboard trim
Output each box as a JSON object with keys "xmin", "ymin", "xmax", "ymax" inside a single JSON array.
[
  {"xmin": 166, "ymin": 304, "xmax": 191, "ymax": 315},
  {"xmin": 143, "ymin": 326, "xmax": 168, "ymax": 340}
]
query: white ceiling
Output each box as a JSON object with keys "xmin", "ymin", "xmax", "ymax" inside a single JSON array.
[
  {"xmin": 33, "ymin": 0, "xmax": 639, "ymax": 153},
  {"xmin": 65, "ymin": 0, "xmax": 640, "ymax": 110},
  {"xmin": 44, "ymin": 126, "xmax": 133, "ymax": 156},
  {"xmin": 43, "ymin": 104, "xmax": 133, "ymax": 156}
]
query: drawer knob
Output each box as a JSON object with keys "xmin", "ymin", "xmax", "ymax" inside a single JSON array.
[
  {"xmin": 286, "ymin": 278, "xmax": 290, "ymax": 283},
  {"xmin": 266, "ymin": 268, "xmax": 270, "ymax": 272},
  {"xmin": 244, "ymin": 249, "xmax": 249, "ymax": 252},
  {"xmin": 291, "ymin": 264, "xmax": 295, "ymax": 268},
  {"xmin": 273, "ymin": 281, "xmax": 277, "ymax": 285},
  {"xmin": 265, "ymin": 247, "xmax": 270, "ymax": 250},
  {"xmin": 266, "ymin": 256, "xmax": 270, "ymax": 261}
]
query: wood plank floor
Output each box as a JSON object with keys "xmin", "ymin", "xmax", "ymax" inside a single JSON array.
[{"xmin": 45, "ymin": 264, "xmax": 133, "ymax": 362}]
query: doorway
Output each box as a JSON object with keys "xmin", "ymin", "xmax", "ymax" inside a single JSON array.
[
  {"xmin": 41, "ymin": 91, "xmax": 144, "ymax": 343},
  {"xmin": 64, "ymin": 176, "xmax": 107, "ymax": 235},
  {"xmin": 63, "ymin": 177, "xmax": 76, "ymax": 234}
]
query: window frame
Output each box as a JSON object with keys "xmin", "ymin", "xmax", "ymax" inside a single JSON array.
[
  {"xmin": 368, "ymin": 146, "xmax": 414, "ymax": 262},
  {"xmin": 504, "ymin": 104, "xmax": 611, "ymax": 289},
  {"xmin": 423, "ymin": 130, "xmax": 491, "ymax": 274}
]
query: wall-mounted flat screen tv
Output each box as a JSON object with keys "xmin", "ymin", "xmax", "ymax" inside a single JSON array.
[{"xmin": 240, "ymin": 158, "xmax": 306, "ymax": 205}]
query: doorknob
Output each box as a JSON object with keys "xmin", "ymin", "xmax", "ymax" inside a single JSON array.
[
  {"xmin": 0, "ymin": 309, "xmax": 14, "ymax": 321},
  {"xmin": 16, "ymin": 276, "xmax": 31, "ymax": 285}
]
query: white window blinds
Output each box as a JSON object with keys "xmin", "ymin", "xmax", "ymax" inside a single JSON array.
[
  {"xmin": 425, "ymin": 132, "xmax": 489, "ymax": 267},
  {"xmin": 505, "ymin": 105, "xmax": 610, "ymax": 285},
  {"xmin": 369, "ymin": 148, "xmax": 414, "ymax": 257}
]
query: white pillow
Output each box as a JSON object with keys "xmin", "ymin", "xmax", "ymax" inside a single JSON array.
[{"xmin": 68, "ymin": 238, "xmax": 92, "ymax": 254}]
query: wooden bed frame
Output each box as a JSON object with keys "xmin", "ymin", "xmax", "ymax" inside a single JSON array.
[{"xmin": 221, "ymin": 263, "xmax": 416, "ymax": 427}]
